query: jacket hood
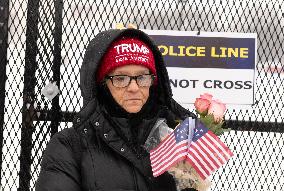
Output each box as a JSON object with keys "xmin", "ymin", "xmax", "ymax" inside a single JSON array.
[
  {"xmin": 80, "ymin": 28, "xmax": 194, "ymax": 120},
  {"xmin": 81, "ymin": 28, "xmax": 172, "ymax": 105}
]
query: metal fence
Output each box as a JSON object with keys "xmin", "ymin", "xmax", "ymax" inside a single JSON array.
[{"xmin": 0, "ymin": 0, "xmax": 283, "ymax": 190}]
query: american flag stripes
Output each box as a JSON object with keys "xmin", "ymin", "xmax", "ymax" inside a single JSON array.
[
  {"xmin": 150, "ymin": 118, "xmax": 233, "ymax": 179},
  {"xmin": 150, "ymin": 118, "xmax": 192, "ymax": 177},
  {"xmin": 186, "ymin": 121, "xmax": 233, "ymax": 180}
]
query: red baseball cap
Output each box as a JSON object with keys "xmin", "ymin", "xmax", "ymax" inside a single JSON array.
[{"xmin": 96, "ymin": 37, "xmax": 156, "ymax": 82}]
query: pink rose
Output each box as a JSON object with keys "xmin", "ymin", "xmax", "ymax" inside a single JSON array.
[
  {"xmin": 194, "ymin": 98, "xmax": 211, "ymax": 114},
  {"xmin": 208, "ymin": 100, "xmax": 226, "ymax": 123},
  {"xmin": 200, "ymin": 93, "xmax": 213, "ymax": 101}
]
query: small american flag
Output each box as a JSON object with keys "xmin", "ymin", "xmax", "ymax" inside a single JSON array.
[
  {"xmin": 150, "ymin": 118, "xmax": 233, "ymax": 179},
  {"xmin": 150, "ymin": 118, "xmax": 193, "ymax": 177},
  {"xmin": 186, "ymin": 120, "xmax": 233, "ymax": 180}
]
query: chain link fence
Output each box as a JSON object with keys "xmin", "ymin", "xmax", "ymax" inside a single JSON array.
[{"xmin": 0, "ymin": 0, "xmax": 283, "ymax": 190}]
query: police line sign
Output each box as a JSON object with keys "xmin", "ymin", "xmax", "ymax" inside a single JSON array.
[{"xmin": 144, "ymin": 30, "xmax": 257, "ymax": 105}]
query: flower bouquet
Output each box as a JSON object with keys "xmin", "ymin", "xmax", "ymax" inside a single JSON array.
[
  {"xmin": 194, "ymin": 93, "xmax": 230, "ymax": 136},
  {"xmin": 145, "ymin": 93, "xmax": 233, "ymax": 191}
]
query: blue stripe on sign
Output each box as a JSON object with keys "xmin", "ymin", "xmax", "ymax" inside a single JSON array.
[{"xmin": 150, "ymin": 35, "xmax": 255, "ymax": 70}]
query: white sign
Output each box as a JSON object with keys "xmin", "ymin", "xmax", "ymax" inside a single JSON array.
[{"xmin": 144, "ymin": 30, "xmax": 257, "ymax": 105}]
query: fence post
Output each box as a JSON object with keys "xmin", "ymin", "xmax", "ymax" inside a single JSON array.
[
  {"xmin": 19, "ymin": 0, "xmax": 40, "ymax": 190},
  {"xmin": 50, "ymin": 0, "xmax": 64, "ymax": 137},
  {"xmin": 0, "ymin": 0, "xmax": 9, "ymax": 184}
]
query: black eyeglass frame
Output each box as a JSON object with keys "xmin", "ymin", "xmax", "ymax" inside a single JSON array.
[{"xmin": 104, "ymin": 74, "xmax": 156, "ymax": 88}]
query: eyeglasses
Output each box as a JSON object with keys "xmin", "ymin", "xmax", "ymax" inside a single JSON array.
[{"xmin": 105, "ymin": 74, "xmax": 155, "ymax": 88}]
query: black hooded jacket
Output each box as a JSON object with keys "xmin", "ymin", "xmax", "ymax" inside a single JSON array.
[{"xmin": 36, "ymin": 29, "xmax": 195, "ymax": 191}]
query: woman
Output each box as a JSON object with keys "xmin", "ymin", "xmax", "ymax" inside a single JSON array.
[{"xmin": 36, "ymin": 28, "xmax": 195, "ymax": 191}]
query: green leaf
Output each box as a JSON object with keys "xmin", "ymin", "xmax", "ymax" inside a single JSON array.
[
  {"xmin": 196, "ymin": 110, "xmax": 207, "ymax": 117},
  {"xmin": 198, "ymin": 115, "xmax": 229, "ymax": 136}
]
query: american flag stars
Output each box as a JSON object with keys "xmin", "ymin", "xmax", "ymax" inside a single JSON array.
[{"xmin": 174, "ymin": 120, "xmax": 190, "ymax": 142}]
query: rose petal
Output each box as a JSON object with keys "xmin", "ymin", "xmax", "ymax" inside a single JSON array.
[
  {"xmin": 194, "ymin": 98, "xmax": 210, "ymax": 113},
  {"xmin": 200, "ymin": 93, "xmax": 213, "ymax": 101},
  {"xmin": 208, "ymin": 100, "xmax": 226, "ymax": 122}
]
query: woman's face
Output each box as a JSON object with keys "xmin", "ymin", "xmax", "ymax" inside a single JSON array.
[{"xmin": 106, "ymin": 65, "xmax": 151, "ymax": 113}]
